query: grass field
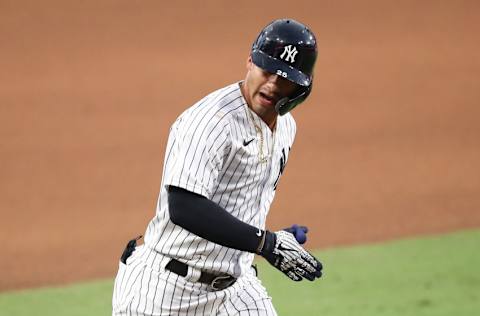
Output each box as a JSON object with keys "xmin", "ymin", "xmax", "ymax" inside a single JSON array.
[{"xmin": 1, "ymin": 229, "xmax": 479, "ymax": 316}]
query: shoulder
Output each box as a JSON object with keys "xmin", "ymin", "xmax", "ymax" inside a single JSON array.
[
  {"xmin": 275, "ymin": 112, "xmax": 297, "ymax": 150},
  {"xmin": 172, "ymin": 82, "xmax": 245, "ymax": 136},
  {"xmin": 207, "ymin": 82, "xmax": 247, "ymax": 123},
  {"xmin": 279, "ymin": 112, "xmax": 297, "ymax": 136}
]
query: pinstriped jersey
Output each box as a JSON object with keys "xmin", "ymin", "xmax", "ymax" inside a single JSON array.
[{"xmin": 144, "ymin": 82, "xmax": 296, "ymax": 278}]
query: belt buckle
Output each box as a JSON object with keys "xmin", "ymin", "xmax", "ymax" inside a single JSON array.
[{"xmin": 209, "ymin": 275, "xmax": 235, "ymax": 291}]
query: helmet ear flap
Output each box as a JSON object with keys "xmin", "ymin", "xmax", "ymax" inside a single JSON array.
[{"xmin": 275, "ymin": 84, "xmax": 312, "ymax": 116}]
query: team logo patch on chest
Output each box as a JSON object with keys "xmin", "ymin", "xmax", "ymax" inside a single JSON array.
[{"xmin": 274, "ymin": 147, "xmax": 291, "ymax": 190}]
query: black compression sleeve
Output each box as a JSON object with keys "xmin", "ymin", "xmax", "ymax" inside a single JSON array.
[{"xmin": 167, "ymin": 186, "xmax": 265, "ymax": 253}]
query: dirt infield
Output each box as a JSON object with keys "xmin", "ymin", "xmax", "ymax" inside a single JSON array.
[{"xmin": 1, "ymin": 1, "xmax": 479, "ymax": 291}]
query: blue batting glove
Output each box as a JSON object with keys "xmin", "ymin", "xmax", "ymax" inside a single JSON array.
[{"xmin": 283, "ymin": 224, "xmax": 308, "ymax": 244}]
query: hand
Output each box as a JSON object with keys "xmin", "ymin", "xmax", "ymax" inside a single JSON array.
[
  {"xmin": 259, "ymin": 230, "xmax": 322, "ymax": 281},
  {"xmin": 283, "ymin": 224, "xmax": 308, "ymax": 244}
]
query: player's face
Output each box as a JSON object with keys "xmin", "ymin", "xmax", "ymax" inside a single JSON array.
[{"xmin": 242, "ymin": 56, "xmax": 298, "ymax": 125}]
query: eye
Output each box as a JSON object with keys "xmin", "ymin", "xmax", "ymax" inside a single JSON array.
[{"xmin": 261, "ymin": 69, "xmax": 270, "ymax": 76}]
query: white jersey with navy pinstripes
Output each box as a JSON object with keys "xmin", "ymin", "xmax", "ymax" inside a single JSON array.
[{"xmin": 144, "ymin": 81, "xmax": 296, "ymax": 278}]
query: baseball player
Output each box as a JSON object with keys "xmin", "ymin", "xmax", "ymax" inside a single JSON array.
[{"xmin": 112, "ymin": 18, "xmax": 322, "ymax": 316}]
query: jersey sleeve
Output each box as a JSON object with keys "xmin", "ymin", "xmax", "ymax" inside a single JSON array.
[{"xmin": 163, "ymin": 111, "xmax": 231, "ymax": 199}]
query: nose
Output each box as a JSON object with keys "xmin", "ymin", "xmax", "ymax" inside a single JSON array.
[
  {"xmin": 265, "ymin": 72, "xmax": 297, "ymax": 96},
  {"xmin": 267, "ymin": 73, "xmax": 284, "ymax": 84}
]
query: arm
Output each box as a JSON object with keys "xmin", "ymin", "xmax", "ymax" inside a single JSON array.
[
  {"xmin": 168, "ymin": 185, "xmax": 322, "ymax": 281},
  {"xmin": 168, "ymin": 185, "xmax": 264, "ymax": 253}
]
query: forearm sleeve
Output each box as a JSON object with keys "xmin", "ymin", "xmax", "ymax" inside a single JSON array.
[{"xmin": 167, "ymin": 186, "xmax": 264, "ymax": 253}]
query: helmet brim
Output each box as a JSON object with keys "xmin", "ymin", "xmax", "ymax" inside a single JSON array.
[{"xmin": 251, "ymin": 50, "xmax": 311, "ymax": 87}]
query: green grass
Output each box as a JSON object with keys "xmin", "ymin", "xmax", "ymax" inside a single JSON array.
[
  {"xmin": 1, "ymin": 229, "xmax": 479, "ymax": 316},
  {"xmin": 264, "ymin": 229, "xmax": 480, "ymax": 315},
  {"xmin": 0, "ymin": 280, "xmax": 113, "ymax": 316}
]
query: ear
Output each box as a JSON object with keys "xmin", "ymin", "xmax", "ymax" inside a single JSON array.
[{"xmin": 246, "ymin": 55, "xmax": 253, "ymax": 71}]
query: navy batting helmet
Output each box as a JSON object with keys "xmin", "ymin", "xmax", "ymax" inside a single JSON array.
[{"xmin": 251, "ymin": 18, "xmax": 317, "ymax": 115}]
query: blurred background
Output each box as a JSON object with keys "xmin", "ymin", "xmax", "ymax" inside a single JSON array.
[{"xmin": 1, "ymin": 0, "xmax": 479, "ymax": 293}]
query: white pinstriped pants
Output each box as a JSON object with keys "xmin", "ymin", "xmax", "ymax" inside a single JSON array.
[{"xmin": 112, "ymin": 245, "xmax": 277, "ymax": 316}]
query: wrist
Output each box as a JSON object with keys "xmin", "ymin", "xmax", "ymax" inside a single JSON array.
[
  {"xmin": 255, "ymin": 230, "xmax": 266, "ymax": 254},
  {"xmin": 258, "ymin": 230, "xmax": 276, "ymax": 256}
]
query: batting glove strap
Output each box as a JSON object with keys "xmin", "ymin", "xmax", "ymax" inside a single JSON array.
[{"xmin": 260, "ymin": 230, "xmax": 323, "ymax": 282}]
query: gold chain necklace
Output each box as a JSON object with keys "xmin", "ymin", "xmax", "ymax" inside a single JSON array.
[{"xmin": 246, "ymin": 108, "xmax": 276, "ymax": 163}]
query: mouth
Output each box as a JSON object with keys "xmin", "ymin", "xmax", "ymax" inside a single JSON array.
[{"xmin": 258, "ymin": 91, "xmax": 278, "ymax": 106}]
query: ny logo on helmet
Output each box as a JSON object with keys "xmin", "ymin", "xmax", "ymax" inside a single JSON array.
[{"xmin": 280, "ymin": 45, "xmax": 298, "ymax": 63}]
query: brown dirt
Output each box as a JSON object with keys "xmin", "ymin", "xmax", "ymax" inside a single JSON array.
[{"xmin": 1, "ymin": 0, "xmax": 479, "ymax": 292}]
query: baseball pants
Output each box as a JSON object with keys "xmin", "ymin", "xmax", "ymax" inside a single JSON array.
[{"xmin": 112, "ymin": 245, "xmax": 277, "ymax": 316}]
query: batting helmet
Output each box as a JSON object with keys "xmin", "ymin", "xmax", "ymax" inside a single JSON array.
[{"xmin": 251, "ymin": 18, "xmax": 317, "ymax": 115}]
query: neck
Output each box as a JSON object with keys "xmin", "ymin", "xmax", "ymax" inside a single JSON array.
[
  {"xmin": 266, "ymin": 114, "xmax": 277, "ymax": 131},
  {"xmin": 249, "ymin": 103, "xmax": 278, "ymax": 131},
  {"xmin": 239, "ymin": 82, "xmax": 278, "ymax": 131}
]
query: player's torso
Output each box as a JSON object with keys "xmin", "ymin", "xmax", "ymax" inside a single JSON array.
[
  {"xmin": 144, "ymin": 82, "xmax": 296, "ymax": 277},
  {"xmin": 212, "ymin": 104, "xmax": 295, "ymax": 226}
]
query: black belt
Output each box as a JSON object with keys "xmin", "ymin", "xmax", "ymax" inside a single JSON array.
[{"xmin": 165, "ymin": 259, "xmax": 236, "ymax": 291}]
